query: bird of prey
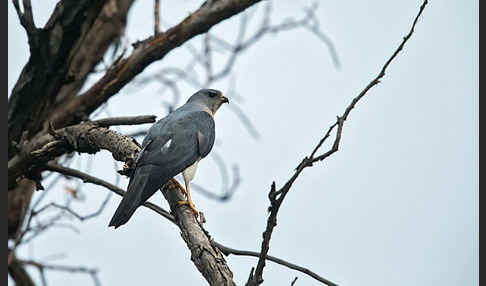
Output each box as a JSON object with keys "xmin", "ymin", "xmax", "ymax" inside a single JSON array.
[{"xmin": 109, "ymin": 89, "xmax": 229, "ymax": 228}]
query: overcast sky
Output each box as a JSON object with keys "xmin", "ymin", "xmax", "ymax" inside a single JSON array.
[{"xmin": 8, "ymin": 1, "xmax": 478, "ymax": 286}]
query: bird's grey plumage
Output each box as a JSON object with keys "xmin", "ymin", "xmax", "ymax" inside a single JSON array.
[{"xmin": 109, "ymin": 89, "xmax": 227, "ymax": 228}]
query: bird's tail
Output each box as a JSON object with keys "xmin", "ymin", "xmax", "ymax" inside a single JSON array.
[{"xmin": 108, "ymin": 171, "xmax": 148, "ymax": 229}]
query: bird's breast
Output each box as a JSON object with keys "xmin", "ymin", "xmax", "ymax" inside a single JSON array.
[{"xmin": 182, "ymin": 159, "xmax": 200, "ymax": 184}]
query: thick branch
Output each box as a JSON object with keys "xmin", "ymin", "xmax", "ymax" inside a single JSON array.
[
  {"xmin": 8, "ymin": 116, "xmax": 155, "ymax": 190},
  {"xmin": 51, "ymin": 0, "xmax": 136, "ymax": 110},
  {"xmin": 45, "ymin": 161, "xmax": 335, "ymax": 285},
  {"xmin": 46, "ymin": 162, "xmax": 237, "ymax": 285},
  {"xmin": 8, "ymin": 254, "xmax": 35, "ymax": 286},
  {"xmin": 7, "ymin": 0, "xmax": 135, "ymax": 244},
  {"xmin": 162, "ymin": 181, "xmax": 237, "ymax": 286},
  {"xmin": 49, "ymin": 0, "xmax": 263, "ymax": 129},
  {"xmin": 8, "ymin": 0, "xmax": 108, "ymax": 151}
]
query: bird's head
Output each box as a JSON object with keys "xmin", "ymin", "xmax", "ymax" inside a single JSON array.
[{"xmin": 187, "ymin": 89, "xmax": 229, "ymax": 115}]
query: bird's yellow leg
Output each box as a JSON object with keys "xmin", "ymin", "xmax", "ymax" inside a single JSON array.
[
  {"xmin": 177, "ymin": 183, "xmax": 199, "ymax": 217},
  {"xmin": 170, "ymin": 178, "xmax": 187, "ymax": 197}
]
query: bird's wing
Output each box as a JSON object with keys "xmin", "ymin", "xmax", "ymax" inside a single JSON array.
[
  {"xmin": 109, "ymin": 110, "xmax": 215, "ymax": 228},
  {"xmin": 196, "ymin": 113, "xmax": 215, "ymax": 158}
]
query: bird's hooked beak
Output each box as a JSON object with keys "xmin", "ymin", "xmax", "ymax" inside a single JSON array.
[{"xmin": 220, "ymin": 94, "xmax": 229, "ymax": 104}]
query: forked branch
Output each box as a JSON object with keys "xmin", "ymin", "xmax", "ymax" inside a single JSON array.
[{"xmin": 247, "ymin": 1, "xmax": 429, "ymax": 285}]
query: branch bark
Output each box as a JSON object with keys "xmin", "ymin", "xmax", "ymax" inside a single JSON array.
[
  {"xmin": 8, "ymin": 116, "xmax": 155, "ymax": 190},
  {"xmin": 51, "ymin": 0, "xmax": 136, "ymax": 111},
  {"xmin": 213, "ymin": 241, "xmax": 336, "ymax": 286},
  {"xmin": 162, "ymin": 181, "xmax": 237, "ymax": 286},
  {"xmin": 8, "ymin": 0, "xmax": 135, "ymax": 245},
  {"xmin": 49, "ymin": 0, "xmax": 263, "ymax": 130},
  {"xmin": 44, "ymin": 162, "xmax": 175, "ymax": 222},
  {"xmin": 44, "ymin": 160, "xmax": 336, "ymax": 285},
  {"xmin": 8, "ymin": 0, "xmax": 108, "ymax": 151},
  {"xmin": 8, "ymin": 254, "xmax": 36, "ymax": 286}
]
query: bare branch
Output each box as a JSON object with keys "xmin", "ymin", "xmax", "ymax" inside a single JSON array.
[
  {"xmin": 44, "ymin": 162, "xmax": 175, "ymax": 223},
  {"xmin": 9, "ymin": 0, "xmax": 109, "ymax": 150},
  {"xmin": 8, "ymin": 253, "xmax": 35, "ymax": 286},
  {"xmin": 93, "ymin": 115, "xmax": 156, "ymax": 127},
  {"xmin": 41, "ymin": 162, "xmax": 335, "ymax": 285},
  {"xmin": 247, "ymin": 1, "xmax": 429, "ymax": 284},
  {"xmin": 212, "ymin": 241, "xmax": 337, "ymax": 286},
  {"xmin": 21, "ymin": 259, "xmax": 100, "ymax": 286},
  {"xmin": 11, "ymin": 0, "xmax": 36, "ymax": 37},
  {"xmin": 49, "ymin": 0, "xmax": 264, "ymax": 130},
  {"xmin": 8, "ymin": 116, "xmax": 151, "ymax": 189},
  {"xmin": 161, "ymin": 181, "xmax": 237, "ymax": 286},
  {"xmin": 154, "ymin": 0, "xmax": 161, "ymax": 34},
  {"xmin": 34, "ymin": 192, "xmax": 112, "ymax": 222}
]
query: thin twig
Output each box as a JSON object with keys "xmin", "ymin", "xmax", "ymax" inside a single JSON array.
[
  {"xmin": 247, "ymin": 1, "xmax": 429, "ymax": 284},
  {"xmin": 44, "ymin": 162, "xmax": 175, "ymax": 222},
  {"xmin": 35, "ymin": 193, "xmax": 112, "ymax": 222},
  {"xmin": 43, "ymin": 163, "xmax": 337, "ymax": 284},
  {"xmin": 21, "ymin": 259, "xmax": 100, "ymax": 286},
  {"xmin": 93, "ymin": 115, "xmax": 156, "ymax": 127},
  {"xmin": 154, "ymin": 0, "xmax": 160, "ymax": 34},
  {"xmin": 213, "ymin": 241, "xmax": 337, "ymax": 286}
]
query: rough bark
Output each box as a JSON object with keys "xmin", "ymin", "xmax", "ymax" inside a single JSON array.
[
  {"xmin": 49, "ymin": 0, "xmax": 263, "ymax": 130},
  {"xmin": 8, "ymin": 0, "xmax": 108, "ymax": 153},
  {"xmin": 8, "ymin": 119, "xmax": 148, "ymax": 189},
  {"xmin": 8, "ymin": 179, "xmax": 35, "ymax": 238},
  {"xmin": 162, "ymin": 181, "xmax": 237, "ymax": 286},
  {"xmin": 8, "ymin": 0, "xmax": 135, "ymax": 247},
  {"xmin": 8, "ymin": 255, "xmax": 36, "ymax": 286},
  {"xmin": 51, "ymin": 0, "xmax": 135, "ymax": 114}
]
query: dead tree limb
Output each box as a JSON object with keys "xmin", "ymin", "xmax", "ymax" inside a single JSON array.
[
  {"xmin": 49, "ymin": 0, "xmax": 264, "ymax": 130},
  {"xmin": 8, "ymin": 115, "xmax": 155, "ymax": 189},
  {"xmin": 8, "ymin": 0, "xmax": 135, "ymax": 245},
  {"xmin": 247, "ymin": 1, "xmax": 429, "ymax": 285},
  {"xmin": 8, "ymin": 0, "xmax": 108, "ymax": 149},
  {"xmin": 44, "ymin": 157, "xmax": 335, "ymax": 285},
  {"xmin": 162, "ymin": 181, "xmax": 237, "ymax": 286}
]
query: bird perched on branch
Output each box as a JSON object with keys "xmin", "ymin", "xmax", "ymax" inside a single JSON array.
[{"xmin": 109, "ymin": 89, "xmax": 229, "ymax": 228}]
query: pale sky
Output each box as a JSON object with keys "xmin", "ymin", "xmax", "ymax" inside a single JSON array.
[{"xmin": 8, "ymin": 1, "xmax": 478, "ymax": 286}]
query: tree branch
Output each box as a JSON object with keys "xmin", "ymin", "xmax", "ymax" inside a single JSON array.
[
  {"xmin": 161, "ymin": 181, "xmax": 237, "ymax": 286},
  {"xmin": 92, "ymin": 115, "xmax": 157, "ymax": 127},
  {"xmin": 212, "ymin": 241, "xmax": 337, "ymax": 286},
  {"xmin": 44, "ymin": 162, "xmax": 175, "ymax": 223},
  {"xmin": 8, "ymin": 115, "xmax": 155, "ymax": 190},
  {"xmin": 51, "ymin": 0, "xmax": 136, "ymax": 110},
  {"xmin": 247, "ymin": 1, "xmax": 429, "ymax": 284},
  {"xmin": 43, "ymin": 163, "xmax": 336, "ymax": 285},
  {"xmin": 7, "ymin": 0, "xmax": 136, "ymax": 246},
  {"xmin": 8, "ymin": 253, "xmax": 35, "ymax": 286},
  {"xmin": 8, "ymin": 0, "xmax": 108, "ymax": 151},
  {"xmin": 49, "ymin": 0, "xmax": 264, "ymax": 130},
  {"xmin": 154, "ymin": 0, "xmax": 161, "ymax": 34},
  {"xmin": 21, "ymin": 259, "xmax": 100, "ymax": 286}
]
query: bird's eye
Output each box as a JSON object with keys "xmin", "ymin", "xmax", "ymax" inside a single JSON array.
[{"xmin": 208, "ymin": 92, "xmax": 217, "ymax": 98}]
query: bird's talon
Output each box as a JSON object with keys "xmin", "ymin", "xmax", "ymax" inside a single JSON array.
[
  {"xmin": 177, "ymin": 200, "xmax": 199, "ymax": 217},
  {"xmin": 171, "ymin": 179, "xmax": 187, "ymax": 197}
]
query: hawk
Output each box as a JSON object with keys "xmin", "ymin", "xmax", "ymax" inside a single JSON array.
[{"xmin": 109, "ymin": 89, "xmax": 229, "ymax": 228}]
